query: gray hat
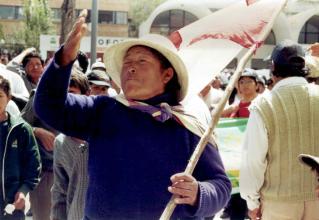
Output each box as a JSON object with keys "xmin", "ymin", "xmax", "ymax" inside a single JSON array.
[
  {"xmin": 91, "ymin": 61, "xmax": 106, "ymax": 71},
  {"xmin": 298, "ymin": 154, "xmax": 319, "ymax": 172},
  {"xmin": 240, "ymin": 68, "xmax": 258, "ymax": 80},
  {"xmin": 256, "ymin": 75, "xmax": 266, "ymax": 85},
  {"xmin": 86, "ymin": 69, "xmax": 110, "ymax": 87}
]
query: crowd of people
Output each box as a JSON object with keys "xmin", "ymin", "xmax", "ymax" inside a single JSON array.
[{"xmin": 0, "ymin": 10, "xmax": 318, "ymax": 220}]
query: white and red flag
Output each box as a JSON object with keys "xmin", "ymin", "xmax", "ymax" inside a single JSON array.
[
  {"xmin": 246, "ymin": 0, "xmax": 257, "ymax": 6},
  {"xmin": 169, "ymin": 0, "xmax": 287, "ymax": 96}
]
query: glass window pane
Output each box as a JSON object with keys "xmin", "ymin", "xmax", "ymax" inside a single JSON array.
[
  {"xmin": 298, "ymin": 32, "xmax": 305, "ymax": 43},
  {"xmin": 16, "ymin": 6, "xmax": 23, "ymax": 19},
  {"xmin": 306, "ymin": 33, "xmax": 319, "ymax": 43},
  {"xmin": 152, "ymin": 11, "xmax": 169, "ymax": 26},
  {"xmin": 116, "ymin": 11, "xmax": 127, "ymax": 25},
  {"xmin": 170, "ymin": 10, "xmax": 183, "ymax": 28},
  {"xmin": 150, "ymin": 26, "xmax": 169, "ymax": 36},
  {"xmin": 151, "ymin": 10, "xmax": 197, "ymax": 36},
  {"xmin": 298, "ymin": 15, "xmax": 319, "ymax": 44},
  {"xmin": 307, "ymin": 23, "xmax": 317, "ymax": 32},
  {"xmin": 184, "ymin": 11, "xmax": 197, "ymax": 26},
  {"xmin": 99, "ymin": 11, "xmax": 114, "ymax": 24},
  {"xmin": 51, "ymin": 8, "xmax": 61, "ymax": 21},
  {"xmin": 0, "ymin": 6, "xmax": 15, "ymax": 19}
]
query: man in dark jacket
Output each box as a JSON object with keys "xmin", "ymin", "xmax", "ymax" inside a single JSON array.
[{"xmin": 0, "ymin": 75, "xmax": 41, "ymax": 219}]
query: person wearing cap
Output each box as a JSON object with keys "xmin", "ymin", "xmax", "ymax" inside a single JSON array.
[
  {"xmin": 222, "ymin": 68, "xmax": 259, "ymax": 119},
  {"xmin": 256, "ymin": 75, "xmax": 266, "ymax": 94},
  {"xmin": 232, "ymin": 68, "xmax": 258, "ymax": 118},
  {"xmin": 33, "ymin": 12, "xmax": 231, "ymax": 219},
  {"xmin": 91, "ymin": 61, "xmax": 121, "ymax": 95},
  {"xmin": 86, "ymin": 69, "xmax": 111, "ymax": 96},
  {"xmin": 298, "ymin": 154, "xmax": 319, "ymax": 198},
  {"xmin": 240, "ymin": 40, "xmax": 319, "ymax": 220},
  {"xmin": 220, "ymin": 68, "xmax": 259, "ymax": 220}
]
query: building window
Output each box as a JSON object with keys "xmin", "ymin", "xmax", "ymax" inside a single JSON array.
[
  {"xmin": 99, "ymin": 11, "xmax": 114, "ymax": 24},
  {"xmin": 151, "ymin": 10, "xmax": 198, "ymax": 36},
  {"xmin": 0, "ymin": 6, "xmax": 17, "ymax": 19},
  {"xmin": 97, "ymin": 11, "xmax": 127, "ymax": 24},
  {"xmin": 115, "ymin": 11, "xmax": 127, "ymax": 25},
  {"xmin": 298, "ymin": 15, "xmax": 319, "ymax": 44},
  {"xmin": 16, "ymin": 6, "xmax": 23, "ymax": 19},
  {"xmin": 51, "ymin": 8, "xmax": 62, "ymax": 21},
  {"xmin": 85, "ymin": 10, "xmax": 127, "ymax": 24}
]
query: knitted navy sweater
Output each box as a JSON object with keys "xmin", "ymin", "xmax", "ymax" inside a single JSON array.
[{"xmin": 34, "ymin": 57, "xmax": 231, "ymax": 220}]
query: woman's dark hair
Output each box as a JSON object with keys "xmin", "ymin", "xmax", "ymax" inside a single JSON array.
[
  {"xmin": 272, "ymin": 57, "xmax": 308, "ymax": 78},
  {"xmin": 22, "ymin": 52, "xmax": 44, "ymax": 68},
  {"xmin": 229, "ymin": 88, "xmax": 237, "ymax": 105},
  {"xmin": 147, "ymin": 47, "xmax": 181, "ymax": 101},
  {"xmin": 0, "ymin": 75, "xmax": 11, "ymax": 97}
]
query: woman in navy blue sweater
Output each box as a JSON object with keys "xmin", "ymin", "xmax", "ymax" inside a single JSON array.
[{"xmin": 34, "ymin": 12, "xmax": 231, "ymax": 220}]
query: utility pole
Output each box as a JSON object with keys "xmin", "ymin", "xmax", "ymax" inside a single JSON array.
[{"xmin": 91, "ymin": 0, "xmax": 98, "ymax": 66}]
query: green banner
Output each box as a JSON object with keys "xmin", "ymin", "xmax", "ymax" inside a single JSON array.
[{"xmin": 216, "ymin": 118, "xmax": 248, "ymax": 194}]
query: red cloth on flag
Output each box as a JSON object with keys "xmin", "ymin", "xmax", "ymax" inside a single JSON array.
[
  {"xmin": 246, "ymin": 0, "xmax": 257, "ymax": 6},
  {"xmin": 168, "ymin": 0, "xmax": 287, "ymax": 95},
  {"xmin": 169, "ymin": 0, "xmax": 285, "ymax": 50}
]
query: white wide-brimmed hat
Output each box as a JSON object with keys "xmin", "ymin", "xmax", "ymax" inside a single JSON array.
[
  {"xmin": 103, "ymin": 34, "xmax": 188, "ymax": 102},
  {"xmin": 298, "ymin": 154, "xmax": 319, "ymax": 171}
]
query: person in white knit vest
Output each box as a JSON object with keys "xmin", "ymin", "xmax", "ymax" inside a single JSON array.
[{"xmin": 239, "ymin": 40, "xmax": 319, "ymax": 220}]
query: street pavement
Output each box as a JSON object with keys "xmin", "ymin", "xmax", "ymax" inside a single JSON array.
[
  {"xmin": 24, "ymin": 194, "xmax": 247, "ymax": 220},
  {"xmin": 25, "ymin": 210, "xmax": 246, "ymax": 220}
]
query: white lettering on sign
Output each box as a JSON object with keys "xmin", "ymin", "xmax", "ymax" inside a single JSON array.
[{"xmin": 97, "ymin": 38, "xmax": 125, "ymax": 47}]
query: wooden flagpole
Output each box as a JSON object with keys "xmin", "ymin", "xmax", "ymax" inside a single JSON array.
[{"xmin": 159, "ymin": 0, "xmax": 287, "ymax": 219}]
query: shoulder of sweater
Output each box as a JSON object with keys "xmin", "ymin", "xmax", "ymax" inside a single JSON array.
[
  {"xmin": 250, "ymin": 94, "xmax": 270, "ymax": 110},
  {"xmin": 54, "ymin": 135, "xmax": 79, "ymax": 154},
  {"xmin": 55, "ymin": 134, "xmax": 67, "ymax": 146}
]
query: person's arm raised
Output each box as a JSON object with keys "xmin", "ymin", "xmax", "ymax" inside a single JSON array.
[{"xmin": 34, "ymin": 9, "xmax": 97, "ymax": 140}]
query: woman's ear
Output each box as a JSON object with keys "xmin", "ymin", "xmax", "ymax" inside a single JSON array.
[{"xmin": 162, "ymin": 67, "xmax": 174, "ymax": 84}]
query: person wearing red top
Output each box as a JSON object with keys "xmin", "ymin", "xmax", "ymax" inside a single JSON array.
[
  {"xmin": 221, "ymin": 68, "xmax": 258, "ymax": 220},
  {"xmin": 229, "ymin": 68, "xmax": 259, "ymax": 118}
]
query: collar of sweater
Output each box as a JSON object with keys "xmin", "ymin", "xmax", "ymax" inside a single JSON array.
[{"xmin": 115, "ymin": 94, "xmax": 217, "ymax": 147}]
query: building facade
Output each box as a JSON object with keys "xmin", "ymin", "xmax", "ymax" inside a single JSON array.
[
  {"xmin": 139, "ymin": 0, "xmax": 319, "ymax": 69},
  {"xmin": 0, "ymin": 0, "xmax": 129, "ymax": 59}
]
